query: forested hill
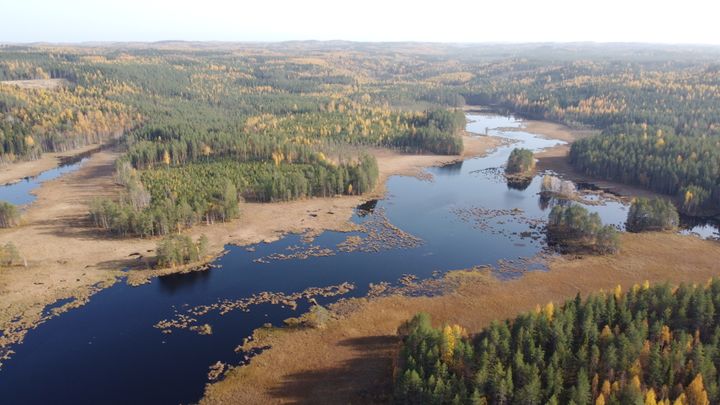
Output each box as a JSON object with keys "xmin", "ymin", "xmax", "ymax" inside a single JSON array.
[
  {"xmin": 3, "ymin": 43, "xmax": 720, "ymax": 229},
  {"xmin": 396, "ymin": 280, "xmax": 720, "ymax": 405},
  {"xmin": 458, "ymin": 50, "xmax": 720, "ymax": 215},
  {"xmin": 1, "ymin": 44, "xmax": 471, "ymax": 236}
]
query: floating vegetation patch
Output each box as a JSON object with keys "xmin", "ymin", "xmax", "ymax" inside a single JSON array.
[
  {"xmin": 252, "ymin": 244, "xmax": 335, "ymax": 264},
  {"xmin": 468, "ymin": 167, "xmax": 505, "ymax": 183},
  {"xmin": 451, "ymin": 206, "xmax": 546, "ymax": 244},
  {"xmin": 337, "ymin": 209, "xmax": 423, "ymax": 253},
  {"xmin": 154, "ymin": 282, "xmax": 355, "ymax": 335},
  {"xmin": 367, "ymin": 273, "xmax": 449, "ymax": 298},
  {"xmin": 251, "ymin": 209, "xmax": 422, "ymax": 263},
  {"xmin": 207, "ymin": 361, "xmax": 226, "ymax": 381}
]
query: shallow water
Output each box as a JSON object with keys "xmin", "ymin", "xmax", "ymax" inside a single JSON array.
[
  {"xmin": 0, "ymin": 114, "xmax": 715, "ymax": 404},
  {"xmin": 0, "ymin": 157, "xmax": 88, "ymax": 206}
]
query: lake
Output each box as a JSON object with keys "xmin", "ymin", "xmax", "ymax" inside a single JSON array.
[{"xmin": 0, "ymin": 114, "xmax": 715, "ymax": 404}]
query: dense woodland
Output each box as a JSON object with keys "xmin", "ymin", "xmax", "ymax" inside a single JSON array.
[
  {"xmin": 0, "ymin": 44, "xmax": 469, "ymax": 235},
  {"xmin": 546, "ymin": 205, "xmax": 620, "ymax": 254},
  {"xmin": 156, "ymin": 234, "xmax": 208, "ymax": 268},
  {"xmin": 569, "ymin": 132, "xmax": 720, "ymax": 216},
  {"xmin": 2, "ymin": 43, "xmax": 720, "ymax": 234},
  {"xmin": 396, "ymin": 280, "xmax": 720, "ymax": 404},
  {"xmin": 505, "ymin": 148, "xmax": 535, "ymax": 177},
  {"xmin": 458, "ymin": 47, "xmax": 720, "ymax": 215},
  {"xmin": 626, "ymin": 198, "xmax": 680, "ymax": 233}
]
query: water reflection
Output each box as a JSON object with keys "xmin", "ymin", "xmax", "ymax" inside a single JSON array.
[
  {"xmin": 435, "ymin": 160, "xmax": 464, "ymax": 175},
  {"xmin": 356, "ymin": 199, "xmax": 378, "ymax": 216},
  {"xmin": 538, "ymin": 192, "xmax": 574, "ymax": 211},
  {"xmin": 157, "ymin": 270, "xmax": 213, "ymax": 295},
  {"xmin": 1, "ymin": 113, "xmax": 717, "ymax": 405},
  {"xmin": 506, "ymin": 176, "xmax": 533, "ymax": 191},
  {"xmin": 0, "ymin": 158, "xmax": 89, "ymax": 206}
]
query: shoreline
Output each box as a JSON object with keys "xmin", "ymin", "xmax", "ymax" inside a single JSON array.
[
  {"xmin": 0, "ymin": 143, "xmax": 105, "ymax": 186},
  {"xmin": 522, "ymin": 119, "xmax": 671, "ymax": 200},
  {"xmin": 0, "ymin": 131, "xmax": 504, "ymax": 365},
  {"xmin": 199, "ymin": 115, "xmax": 720, "ymax": 403},
  {"xmin": 201, "ymin": 232, "xmax": 720, "ymax": 404}
]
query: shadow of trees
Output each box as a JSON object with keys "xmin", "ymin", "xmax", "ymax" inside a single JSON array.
[{"xmin": 268, "ymin": 335, "xmax": 400, "ymax": 404}]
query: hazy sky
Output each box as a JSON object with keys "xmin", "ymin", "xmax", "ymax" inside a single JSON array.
[{"xmin": 2, "ymin": 0, "xmax": 719, "ymax": 44}]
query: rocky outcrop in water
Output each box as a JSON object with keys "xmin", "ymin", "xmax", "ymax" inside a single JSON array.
[{"xmin": 541, "ymin": 175, "xmax": 577, "ymax": 198}]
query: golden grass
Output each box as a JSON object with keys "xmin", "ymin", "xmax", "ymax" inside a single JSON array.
[{"xmin": 202, "ymin": 232, "xmax": 720, "ymax": 404}]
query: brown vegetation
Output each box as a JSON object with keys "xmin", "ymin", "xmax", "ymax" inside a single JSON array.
[
  {"xmin": 0, "ymin": 131, "xmax": 502, "ymax": 366},
  {"xmin": 0, "ymin": 143, "xmax": 103, "ymax": 186},
  {"xmin": 201, "ymin": 233, "xmax": 720, "ymax": 404}
]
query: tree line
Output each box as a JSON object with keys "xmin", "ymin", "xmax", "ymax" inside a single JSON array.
[
  {"xmin": 89, "ymin": 155, "xmax": 378, "ymax": 237},
  {"xmin": 569, "ymin": 130, "xmax": 720, "ymax": 215},
  {"xmin": 156, "ymin": 234, "xmax": 208, "ymax": 268},
  {"xmin": 626, "ymin": 197, "xmax": 680, "ymax": 233},
  {"xmin": 396, "ymin": 279, "xmax": 720, "ymax": 404}
]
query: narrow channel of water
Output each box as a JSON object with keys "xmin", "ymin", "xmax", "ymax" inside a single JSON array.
[
  {"xmin": 0, "ymin": 114, "xmax": 716, "ymax": 404},
  {"xmin": 0, "ymin": 157, "xmax": 89, "ymax": 206}
]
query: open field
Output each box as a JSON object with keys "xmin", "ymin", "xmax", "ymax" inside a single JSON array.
[
  {"xmin": 202, "ymin": 232, "xmax": 720, "ymax": 404},
  {"xmin": 0, "ymin": 78, "xmax": 67, "ymax": 90},
  {"xmin": 0, "ymin": 132, "xmax": 504, "ymax": 364}
]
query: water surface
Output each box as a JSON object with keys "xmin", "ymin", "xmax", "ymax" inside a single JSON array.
[
  {"xmin": 0, "ymin": 114, "xmax": 714, "ymax": 404},
  {"xmin": 0, "ymin": 157, "xmax": 89, "ymax": 206}
]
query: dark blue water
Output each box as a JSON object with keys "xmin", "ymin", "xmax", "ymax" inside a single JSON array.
[
  {"xmin": 0, "ymin": 158, "xmax": 89, "ymax": 206},
  {"xmin": 0, "ymin": 114, "xmax": 711, "ymax": 404}
]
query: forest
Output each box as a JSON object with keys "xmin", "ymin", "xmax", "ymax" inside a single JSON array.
[
  {"xmin": 396, "ymin": 279, "xmax": 720, "ymax": 404},
  {"xmin": 458, "ymin": 48, "xmax": 720, "ymax": 215},
  {"xmin": 0, "ymin": 45, "xmax": 467, "ymax": 236},
  {"xmin": 546, "ymin": 205, "xmax": 620, "ymax": 254},
  {"xmin": 626, "ymin": 198, "xmax": 680, "ymax": 233},
  {"xmin": 569, "ymin": 132, "xmax": 720, "ymax": 216},
  {"xmin": 2, "ymin": 43, "xmax": 720, "ymax": 235},
  {"xmin": 505, "ymin": 148, "xmax": 535, "ymax": 178},
  {"xmin": 156, "ymin": 234, "xmax": 208, "ymax": 268}
]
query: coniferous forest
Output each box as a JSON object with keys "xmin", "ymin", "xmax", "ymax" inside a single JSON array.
[
  {"xmin": 3, "ymin": 43, "xmax": 720, "ymax": 235},
  {"xmin": 0, "ymin": 45, "xmax": 464, "ymax": 236},
  {"xmin": 396, "ymin": 280, "xmax": 720, "ymax": 405}
]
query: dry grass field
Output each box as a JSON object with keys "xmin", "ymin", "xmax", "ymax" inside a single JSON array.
[
  {"xmin": 0, "ymin": 78, "xmax": 67, "ymax": 89},
  {"xmin": 202, "ymin": 232, "xmax": 720, "ymax": 404}
]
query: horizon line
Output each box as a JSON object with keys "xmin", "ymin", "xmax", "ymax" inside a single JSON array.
[{"xmin": 2, "ymin": 39, "xmax": 720, "ymax": 47}]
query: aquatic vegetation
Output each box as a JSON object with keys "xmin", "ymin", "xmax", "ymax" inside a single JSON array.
[{"xmin": 154, "ymin": 282, "xmax": 355, "ymax": 335}]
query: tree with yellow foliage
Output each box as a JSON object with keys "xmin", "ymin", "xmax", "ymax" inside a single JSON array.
[{"xmin": 685, "ymin": 374, "xmax": 710, "ymax": 405}]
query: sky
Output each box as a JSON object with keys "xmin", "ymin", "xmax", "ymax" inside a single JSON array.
[{"xmin": 2, "ymin": 0, "xmax": 720, "ymax": 44}]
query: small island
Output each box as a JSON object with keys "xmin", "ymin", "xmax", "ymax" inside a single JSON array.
[
  {"xmin": 505, "ymin": 148, "xmax": 536, "ymax": 189},
  {"xmin": 626, "ymin": 197, "xmax": 680, "ymax": 233}
]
